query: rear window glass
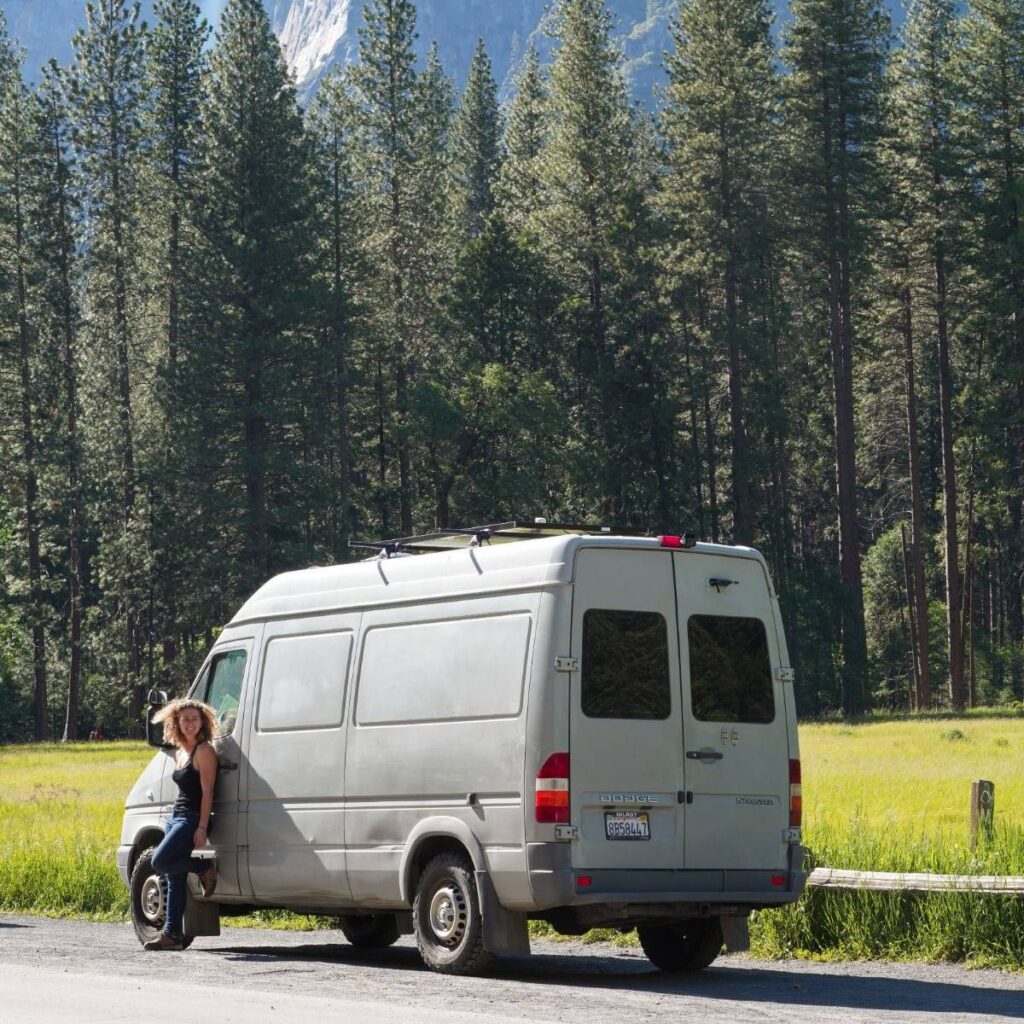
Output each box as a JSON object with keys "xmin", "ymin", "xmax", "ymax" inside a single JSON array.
[
  {"xmin": 582, "ymin": 609, "xmax": 671, "ymax": 720},
  {"xmin": 688, "ymin": 615, "xmax": 774, "ymax": 723}
]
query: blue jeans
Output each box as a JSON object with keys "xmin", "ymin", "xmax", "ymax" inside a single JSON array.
[{"xmin": 151, "ymin": 812, "xmax": 208, "ymax": 938}]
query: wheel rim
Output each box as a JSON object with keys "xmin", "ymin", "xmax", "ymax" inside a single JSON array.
[
  {"xmin": 428, "ymin": 882, "xmax": 467, "ymax": 946},
  {"xmin": 140, "ymin": 873, "xmax": 166, "ymax": 926}
]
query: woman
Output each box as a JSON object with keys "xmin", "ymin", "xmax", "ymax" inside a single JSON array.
[{"xmin": 145, "ymin": 698, "xmax": 219, "ymax": 951}]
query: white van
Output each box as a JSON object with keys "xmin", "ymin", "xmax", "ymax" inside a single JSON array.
[{"xmin": 117, "ymin": 524, "xmax": 808, "ymax": 974}]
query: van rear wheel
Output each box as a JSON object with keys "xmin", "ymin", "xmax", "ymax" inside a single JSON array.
[
  {"xmin": 338, "ymin": 914, "xmax": 401, "ymax": 948},
  {"xmin": 129, "ymin": 846, "xmax": 193, "ymax": 949},
  {"xmin": 638, "ymin": 917, "xmax": 722, "ymax": 972},
  {"xmin": 412, "ymin": 852, "xmax": 494, "ymax": 975}
]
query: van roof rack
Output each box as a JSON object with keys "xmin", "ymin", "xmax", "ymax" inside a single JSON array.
[{"xmin": 349, "ymin": 520, "xmax": 654, "ymax": 558}]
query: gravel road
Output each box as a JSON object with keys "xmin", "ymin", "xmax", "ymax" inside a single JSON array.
[{"xmin": 2, "ymin": 914, "xmax": 1022, "ymax": 1024}]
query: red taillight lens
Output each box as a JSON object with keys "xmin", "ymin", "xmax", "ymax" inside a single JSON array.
[
  {"xmin": 536, "ymin": 752, "xmax": 569, "ymax": 823},
  {"xmin": 789, "ymin": 758, "xmax": 802, "ymax": 827},
  {"xmin": 771, "ymin": 874, "xmax": 786, "ymax": 887}
]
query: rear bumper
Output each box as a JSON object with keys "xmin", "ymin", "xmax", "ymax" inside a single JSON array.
[{"xmin": 527, "ymin": 842, "xmax": 809, "ymax": 911}]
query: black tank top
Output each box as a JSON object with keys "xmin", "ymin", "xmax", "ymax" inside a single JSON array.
[{"xmin": 171, "ymin": 747, "xmax": 203, "ymax": 816}]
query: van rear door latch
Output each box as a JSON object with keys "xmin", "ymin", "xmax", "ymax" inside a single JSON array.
[
  {"xmin": 554, "ymin": 825, "xmax": 578, "ymax": 840},
  {"xmin": 554, "ymin": 656, "xmax": 579, "ymax": 673}
]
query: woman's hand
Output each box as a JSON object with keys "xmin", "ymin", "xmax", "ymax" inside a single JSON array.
[{"xmin": 194, "ymin": 825, "xmax": 208, "ymax": 849}]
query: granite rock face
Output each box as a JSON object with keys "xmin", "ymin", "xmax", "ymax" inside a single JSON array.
[{"xmin": 3, "ymin": 0, "xmax": 675, "ymax": 104}]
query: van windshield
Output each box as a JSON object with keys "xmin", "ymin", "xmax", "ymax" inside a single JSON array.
[{"xmin": 688, "ymin": 615, "xmax": 774, "ymax": 723}]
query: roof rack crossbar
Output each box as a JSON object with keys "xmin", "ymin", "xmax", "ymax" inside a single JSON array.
[{"xmin": 348, "ymin": 520, "xmax": 670, "ymax": 557}]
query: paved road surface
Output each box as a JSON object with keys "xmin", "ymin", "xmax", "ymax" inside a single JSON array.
[{"xmin": 1, "ymin": 914, "xmax": 1022, "ymax": 1024}]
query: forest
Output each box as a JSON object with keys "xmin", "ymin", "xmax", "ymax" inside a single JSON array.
[{"xmin": 0, "ymin": 0, "xmax": 1021, "ymax": 741}]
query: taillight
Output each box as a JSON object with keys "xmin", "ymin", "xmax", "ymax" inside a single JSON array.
[
  {"xmin": 789, "ymin": 758, "xmax": 802, "ymax": 827},
  {"xmin": 536, "ymin": 752, "xmax": 569, "ymax": 823}
]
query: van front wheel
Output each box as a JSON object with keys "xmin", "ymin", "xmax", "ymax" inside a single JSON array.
[
  {"xmin": 129, "ymin": 846, "xmax": 193, "ymax": 949},
  {"xmin": 412, "ymin": 852, "xmax": 494, "ymax": 975},
  {"xmin": 637, "ymin": 918, "xmax": 722, "ymax": 972}
]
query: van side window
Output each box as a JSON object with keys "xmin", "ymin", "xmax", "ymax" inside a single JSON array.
[
  {"xmin": 258, "ymin": 631, "xmax": 353, "ymax": 731},
  {"xmin": 200, "ymin": 649, "xmax": 247, "ymax": 736},
  {"xmin": 582, "ymin": 609, "xmax": 671, "ymax": 720},
  {"xmin": 688, "ymin": 615, "xmax": 774, "ymax": 723}
]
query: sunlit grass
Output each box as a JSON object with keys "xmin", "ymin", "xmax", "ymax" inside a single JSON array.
[{"xmin": 2, "ymin": 717, "xmax": 1023, "ymax": 966}]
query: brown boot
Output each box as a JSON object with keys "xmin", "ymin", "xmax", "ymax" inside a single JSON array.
[
  {"xmin": 144, "ymin": 933, "xmax": 184, "ymax": 951},
  {"xmin": 197, "ymin": 861, "xmax": 217, "ymax": 898}
]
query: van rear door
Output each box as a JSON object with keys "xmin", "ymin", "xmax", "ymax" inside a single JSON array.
[
  {"xmin": 568, "ymin": 548, "xmax": 686, "ymax": 870},
  {"xmin": 674, "ymin": 553, "xmax": 790, "ymax": 871}
]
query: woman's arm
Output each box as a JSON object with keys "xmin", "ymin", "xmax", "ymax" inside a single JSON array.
[{"xmin": 193, "ymin": 742, "xmax": 218, "ymax": 849}]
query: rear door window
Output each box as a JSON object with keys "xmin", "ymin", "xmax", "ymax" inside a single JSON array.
[
  {"xmin": 687, "ymin": 615, "xmax": 774, "ymax": 723},
  {"xmin": 582, "ymin": 609, "xmax": 671, "ymax": 719}
]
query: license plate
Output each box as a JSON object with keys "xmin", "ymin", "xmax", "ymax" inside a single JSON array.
[{"xmin": 604, "ymin": 810, "xmax": 650, "ymax": 840}]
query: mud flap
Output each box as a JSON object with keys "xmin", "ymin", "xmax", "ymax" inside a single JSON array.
[
  {"xmin": 720, "ymin": 915, "xmax": 750, "ymax": 953},
  {"xmin": 183, "ymin": 889, "xmax": 221, "ymax": 937},
  {"xmin": 475, "ymin": 871, "xmax": 530, "ymax": 956}
]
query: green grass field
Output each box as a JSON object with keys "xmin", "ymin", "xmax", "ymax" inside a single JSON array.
[{"xmin": 1, "ymin": 716, "xmax": 1022, "ymax": 966}]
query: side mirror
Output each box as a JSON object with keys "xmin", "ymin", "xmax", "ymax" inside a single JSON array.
[{"xmin": 145, "ymin": 690, "xmax": 170, "ymax": 749}]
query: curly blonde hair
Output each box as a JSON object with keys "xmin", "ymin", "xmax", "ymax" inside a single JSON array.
[{"xmin": 152, "ymin": 698, "xmax": 217, "ymax": 748}]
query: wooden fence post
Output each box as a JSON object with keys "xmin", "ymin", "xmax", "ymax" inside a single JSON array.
[{"xmin": 971, "ymin": 780, "xmax": 995, "ymax": 848}]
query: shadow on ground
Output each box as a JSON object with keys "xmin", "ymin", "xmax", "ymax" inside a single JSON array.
[{"xmin": 204, "ymin": 942, "xmax": 1024, "ymax": 1018}]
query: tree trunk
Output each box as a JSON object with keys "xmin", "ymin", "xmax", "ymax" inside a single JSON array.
[
  {"xmin": 934, "ymin": 236, "xmax": 964, "ymax": 709},
  {"xmin": 900, "ymin": 274, "xmax": 931, "ymax": 708},
  {"xmin": 725, "ymin": 260, "xmax": 753, "ymax": 546},
  {"xmin": 14, "ymin": 140, "xmax": 49, "ymax": 741}
]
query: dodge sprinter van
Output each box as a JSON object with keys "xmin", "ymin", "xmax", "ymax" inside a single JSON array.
[{"xmin": 118, "ymin": 523, "xmax": 808, "ymax": 974}]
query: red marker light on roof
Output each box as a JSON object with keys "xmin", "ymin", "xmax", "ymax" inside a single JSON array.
[{"xmin": 659, "ymin": 534, "xmax": 697, "ymax": 549}]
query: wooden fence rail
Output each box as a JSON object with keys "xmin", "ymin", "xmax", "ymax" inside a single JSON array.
[{"xmin": 807, "ymin": 868, "xmax": 1024, "ymax": 895}]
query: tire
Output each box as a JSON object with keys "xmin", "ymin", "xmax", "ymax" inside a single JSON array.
[
  {"xmin": 338, "ymin": 914, "xmax": 401, "ymax": 949},
  {"xmin": 637, "ymin": 917, "xmax": 723, "ymax": 972},
  {"xmin": 412, "ymin": 852, "xmax": 494, "ymax": 975},
  {"xmin": 129, "ymin": 846, "xmax": 193, "ymax": 949}
]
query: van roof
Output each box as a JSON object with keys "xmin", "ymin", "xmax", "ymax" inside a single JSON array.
[{"xmin": 228, "ymin": 535, "xmax": 764, "ymax": 625}]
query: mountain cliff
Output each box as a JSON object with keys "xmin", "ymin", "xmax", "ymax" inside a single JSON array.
[{"xmin": 3, "ymin": 0, "xmax": 674, "ymax": 103}]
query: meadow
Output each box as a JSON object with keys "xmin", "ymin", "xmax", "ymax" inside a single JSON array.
[{"xmin": 1, "ymin": 716, "xmax": 1022, "ymax": 967}]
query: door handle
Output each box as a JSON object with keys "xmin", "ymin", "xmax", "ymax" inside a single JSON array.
[
  {"xmin": 686, "ymin": 749, "xmax": 724, "ymax": 761},
  {"xmin": 219, "ymin": 761, "xmax": 238, "ymax": 772}
]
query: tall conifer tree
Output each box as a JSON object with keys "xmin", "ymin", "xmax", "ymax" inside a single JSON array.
[
  {"xmin": 891, "ymin": 0, "xmax": 966, "ymax": 707},
  {"xmin": 69, "ymin": 0, "xmax": 148, "ymax": 729},
  {"xmin": 498, "ymin": 44, "xmax": 547, "ymax": 231},
  {"xmin": 452, "ymin": 39, "xmax": 502, "ymax": 239},
  {"xmin": 32, "ymin": 65, "xmax": 85, "ymax": 738},
  {"xmin": 191, "ymin": 0, "xmax": 313, "ymax": 592},
  {"xmin": 662, "ymin": 0, "xmax": 779, "ymax": 546},
  {"xmin": 783, "ymin": 0, "xmax": 888, "ymax": 713},
  {"xmin": 0, "ymin": 31, "xmax": 49, "ymax": 739}
]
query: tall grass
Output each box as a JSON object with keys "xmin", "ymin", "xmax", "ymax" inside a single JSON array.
[
  {"xmin": 751, "ymin": 717, "xmax": 1024, "ymax": 968},
  {"xmin": 1, "ymin": 718, "xmax": 1022, "ymax": 966}
]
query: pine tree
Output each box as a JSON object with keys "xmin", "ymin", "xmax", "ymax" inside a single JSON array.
[
  {"xmin": 306, "ymin": 69, "xmax": 363, "ymax": 557},
  {"xmin": 191, "ymin": 0, "xmax": 314, "ymax": 592},
  {"xmin": 959, "ymin": 0, "xmax": 1024, "ymax": 692},
  {"xmin": 0, "ymin": 29, "xmax": 49, "ymax": 739},
  {"xmin": 31, "ymin": 64, "xmax": 85, "ymax": 739},
  {"xmin": 451, "ymin": 39, "xmax": 502, "ymax": 239},
  {"xmin": 890, "ymin": 0, "xmax": 966, "ymax": 708},
  {"xmin": 69, "ymin": 0, "xmax": 149, "ymax": 731},
  {"xmin": 538, "ymin": 0, "xmax": 638, "ymax": 517},
  {"xmin": 783, "ymin": 0, "xmax": 889, "ymax": 713},
  {"xmin": 352, "ymin": 0, "xmax": 421, "ymax": 534},
  {"xmin": 498, "ymin": 44, "xmax": 547, "ymax": 230},
  {"xmin": 141, "ymin": 0, "xmax": 208, "ymax": 684},
  {"xmin": 662, "ymin": 0, "xmax": 779, "ymax": 546}
]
